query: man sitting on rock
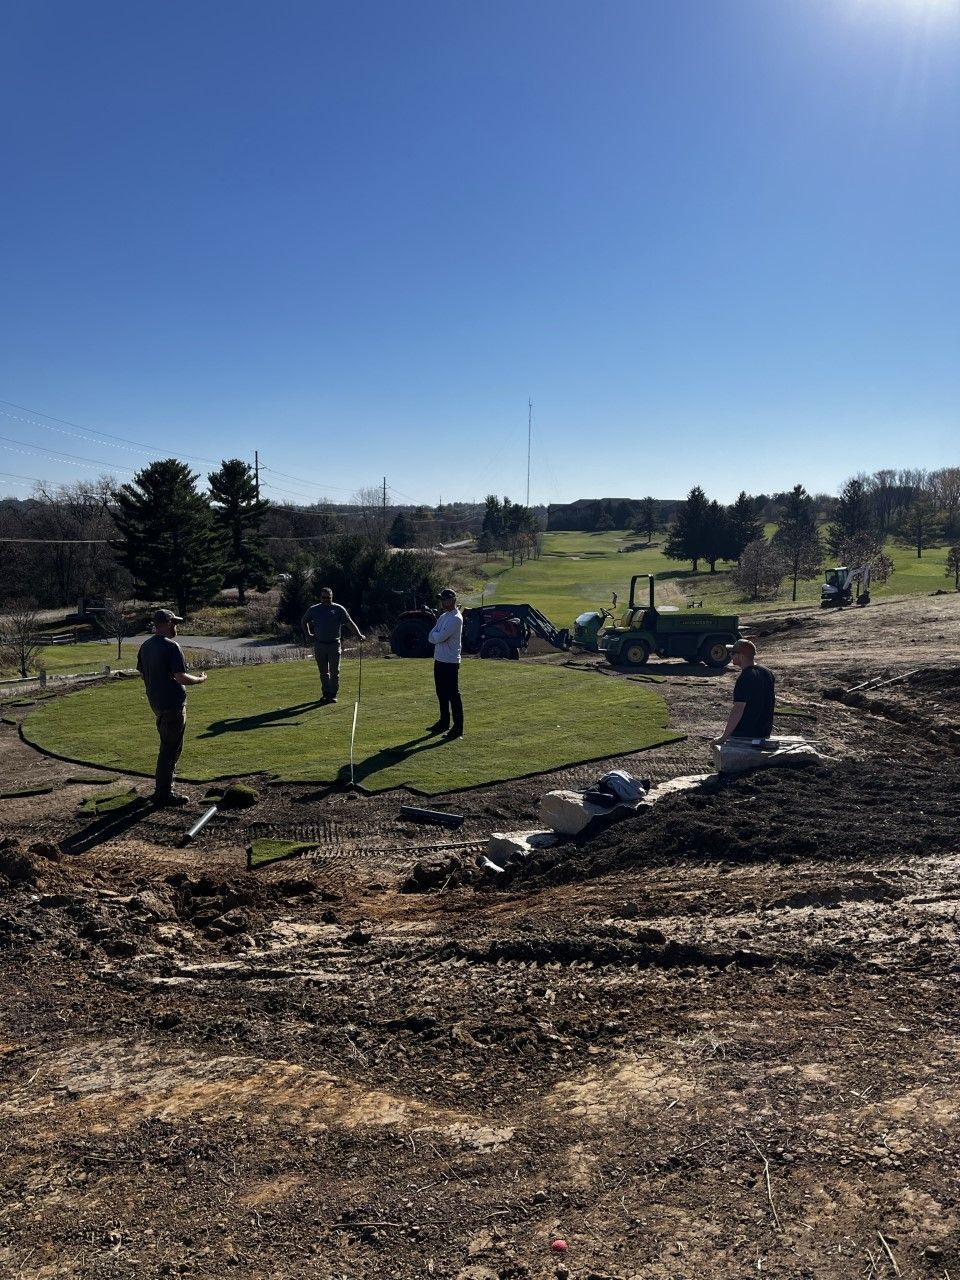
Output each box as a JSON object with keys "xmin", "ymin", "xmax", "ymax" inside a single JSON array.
[{"xmin": 716, "ymin": 639, "xmax": 775, "ymax": 744}]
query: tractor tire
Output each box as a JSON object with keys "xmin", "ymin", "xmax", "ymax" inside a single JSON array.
[
  {"xmin": 389, "ymin": 619, "xmax": 434, "ymax": 659},
  {"xmin": 479, "ymin": 638, "xmax": 511, "ymax": 660},
  {"xmin": 700, "ymin": 637, "xmax": 732, "ymax": 669},
  {"xmin": 621, "ymin": 640, "xmax": 651, "ymax": 668}
]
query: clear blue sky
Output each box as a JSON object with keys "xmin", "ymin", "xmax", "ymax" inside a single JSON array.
[{"xmin": 1, "ymin": 0, "xmax": 958, "ymax": 508}]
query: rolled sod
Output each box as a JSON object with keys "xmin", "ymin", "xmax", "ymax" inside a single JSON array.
[{"xmin": 23, "ymin": 657, "xmax": 684, "ymax": 796}]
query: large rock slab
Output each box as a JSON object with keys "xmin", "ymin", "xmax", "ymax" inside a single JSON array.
[
  {"xmin": 486, "ymin": 829, "xmax": 558, "ymax": 869},
  {"xmin": 540, "ymin": 789, "xmax": 648, "ymax": 836},
  {"xmin": 711, "ymin": 735, "xmax": 822, "ymax": 775}
]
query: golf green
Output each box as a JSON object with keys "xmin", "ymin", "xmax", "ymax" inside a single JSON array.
[{"xmin": 22, "ymin": 657, "xmax": 684, "ymax": 794}]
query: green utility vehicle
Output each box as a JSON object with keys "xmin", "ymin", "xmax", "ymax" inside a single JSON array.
[{"xmin": 572, "ymin": 574, "xmax": 740, "ymax": 668}]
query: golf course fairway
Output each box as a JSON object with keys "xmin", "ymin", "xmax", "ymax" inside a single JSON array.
[{"xmin": 22, "ymin": 657, "xmax": 684, "ymax": 794}]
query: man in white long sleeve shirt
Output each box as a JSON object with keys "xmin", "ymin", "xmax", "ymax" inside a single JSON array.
[{"xmin": 427, "ymin": 588, "xmax": 464, "ymax": 739}]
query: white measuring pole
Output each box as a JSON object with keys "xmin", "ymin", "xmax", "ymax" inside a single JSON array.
[{"xmin": 349, "ymin": 702, "xmax": 359, "ymax": 786}]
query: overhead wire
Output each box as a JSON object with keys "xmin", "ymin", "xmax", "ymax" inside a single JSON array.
[
  {"xmin": 0, "ymin": 435, "xmax": 139, "ymax": 475},
  {"xmin": 0, "ymin": 398, "xmax": 221, "ymax": 465},
  {"xmin": 0, "ymin": 468, "xmax": 46, "ymax": 486},
  {"xmin": 259, "ymin": 463, "xmax": 354, "ymax": 493}
]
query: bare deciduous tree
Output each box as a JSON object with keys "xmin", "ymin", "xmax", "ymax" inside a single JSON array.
[
  {"xmin": 96, "ymin": 598, "xmax": 131, "ymax": 662},
  {"xmin": 946, "ymin": 546, "xmax": 960, "ymax": 591},
  {"xmin": 0, "ymin": 600, "xmax": 43, "ymax": 678},
  {"xmin": 353, "ymin": 485, "xmax": 390, "ymax": 547},
  {"xmin": 731, "ymin": 540, "xmax": 787, "ymax": 601},
  {"xmin": 931, "ymin": 467, "xmax": 960, "ymax": 537},
  {"xmin": 837, "ymin": 532, "xmax": 894, "ymax": 585}
]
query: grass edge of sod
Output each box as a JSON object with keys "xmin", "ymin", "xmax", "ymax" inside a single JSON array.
[
  {"xmin": 247, "ymin": 839, "xmax": 319, "ymax": 870},
  {"xmin": 20, "ymin": 661, "xmax": 687, "ymax": 797},
  {"xmin": 0, "ymin": 785, "xmax": 54, "ymax": 799},
  {"xmin": 78, "ymin": 787, "xmax": 142, "ymax": 815}
]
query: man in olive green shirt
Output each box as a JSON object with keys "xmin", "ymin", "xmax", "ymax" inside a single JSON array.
[{"xmin": 302, "ymin": 587, "xmax": 364, "ymax": 703}]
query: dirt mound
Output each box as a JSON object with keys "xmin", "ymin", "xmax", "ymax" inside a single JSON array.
[
  {"xmin": 907, "ymin": 664, "xmax": 960, "ymax": 705},
  {"xmin": 498, "ymin": 760, "xmax": 960, "ymax": 889}
]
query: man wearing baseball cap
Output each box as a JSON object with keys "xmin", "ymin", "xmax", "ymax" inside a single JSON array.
[
  {"xmin": 427, "ymin": 588, "xmax": 464, "ymax": 740},
  {"xmin": 716, "ymin": 638, "xmax": 775, "ymax": 744},
  {"xmin": 136, "ymin": 608, "xmax": 208, "ymax": 806}
]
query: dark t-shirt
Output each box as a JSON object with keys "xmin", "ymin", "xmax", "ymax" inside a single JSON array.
[
  {"xmin": 137, "ymin": 635, "xmax": 187, "ymax": 713},
  {"xmin": 732, "ymin": 663, "xmax": 775, "ymax": 740},
  {"xmin": 302, "ymin": 602, "xmax": 353, "ymax": 644}
]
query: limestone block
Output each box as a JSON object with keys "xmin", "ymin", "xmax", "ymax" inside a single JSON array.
[
  {"xmin": 539, "ymin": 789, "xmax": 645, "ymax": 836},
  {"xmin": 486, "ymin": 829, "xmax": 558, "ymax": 868},
  {"xmin": 646, "ymin": 774, "xmax": 715, "ymax": 803},
  {"xmin": 711, "ymin": 735, "xmax": 822, "ymax": 775}
]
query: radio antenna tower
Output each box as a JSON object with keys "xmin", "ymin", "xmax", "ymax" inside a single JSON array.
[{"xmin": 526, "ymin": 399, "xmax": 533, "ymax": 507}]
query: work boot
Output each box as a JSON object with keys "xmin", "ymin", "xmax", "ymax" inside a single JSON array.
[
  {"xmin": 427, "ymin": 721, "xmax": 449, "ymax": 734},
  {"xmin": 151, "ymin": 792, "xmax": 190, "ymax": 808}
]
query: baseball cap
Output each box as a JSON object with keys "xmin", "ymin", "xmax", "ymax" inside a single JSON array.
[
  {"xmin": 153, "ymin": 608, "xmax": 184, "ymax": 625},
  {"xmin": 439, "ymin": 588, "xmax": 457, "ymax": 600}
]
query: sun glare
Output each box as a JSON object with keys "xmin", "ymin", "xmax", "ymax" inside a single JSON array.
[{"xmin": 855, "ymin": 0, "xmax": 960, "ymax": 18}]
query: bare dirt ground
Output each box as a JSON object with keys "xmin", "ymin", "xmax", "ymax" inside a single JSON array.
[{"xmin": 1, "ymin": 591, "xmax": 959, "ymax": 1280}]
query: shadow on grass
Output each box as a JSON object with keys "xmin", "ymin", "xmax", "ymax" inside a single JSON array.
[
  {"xmin": 197, "ymin": 700, "xmax": 326, "ymax": 737},
  {"xmin": 61, "ymin": 797, "xmax": 153, "ymax": 856},
  {"xmin": 291, "ymin": 733, "xmax": 449, "ymax": 796},
  {"xmin": 339, "ymin": 732, "xmax": 449, "ymax": 786}
]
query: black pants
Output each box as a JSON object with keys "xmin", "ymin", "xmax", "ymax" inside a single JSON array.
[
  {"xmin": 154, "ymin": 707, "xmax": 186, "ymax": 796},
  {"xmin": 433, "ymin": 660, "xmax": 463, "ymax": 732}
]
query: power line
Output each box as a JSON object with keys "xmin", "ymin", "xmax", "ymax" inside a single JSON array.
[
  {"xmin": 259, "ymin": 463, "xmax": 354, "ymax": 493},
  {"xmin": 0, "ymin": 434, "xmax": 143, "ymax": 475},
  {"xmin": 0, "ymin": 398, "xmax": 220, "ymax": 465}
]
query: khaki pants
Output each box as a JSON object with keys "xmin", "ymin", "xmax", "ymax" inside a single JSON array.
[
  {"xmin": 313, "ymin": 642, "xmax": 342, "ymax": 699},
  {"xmin": 155, "ymin": 707, "xmax": 186, "ymax": 796}
]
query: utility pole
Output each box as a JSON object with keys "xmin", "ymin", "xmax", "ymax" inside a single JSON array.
[
  {"xmin": 254, "ymin": 450, "xmax": 260, "ymax": 500},
  {"xmin": 526, "ymin": 399, "xmax": 532, "ymax": 507}
]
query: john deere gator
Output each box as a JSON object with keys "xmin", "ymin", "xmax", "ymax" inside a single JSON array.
[{"xmin": 573, "ymin": 574, "xmax": 740, "ymax": 668}]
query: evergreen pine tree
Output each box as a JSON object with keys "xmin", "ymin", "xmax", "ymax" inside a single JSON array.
[
  {"xmin": 725, "ymin": 491, "xmax": 764, "ymax": 561},
  {"xmin": 111, "ymin": 459, "xmax": 225, "ymax": 617},
  {"xmin": 828, "ymin": 478, "xmax": 876, "ymax": 558},
  {"xmin": 664, "ymin": 486, "xmax": 710, "ymax": 571},
  {"xmin": 275, "ymin": 557, "xmax": 316, "ymax": 634},
  {"xmin": 772, "ymin": 484, "xmax": 824, "ymax": 601},
  {"xmin": 208, "ymin": 459, "xmax": 273, "ymax": 605},
  {"xmin": 389, "ymin": 511, "xmax": 415, "ymax": 547}
]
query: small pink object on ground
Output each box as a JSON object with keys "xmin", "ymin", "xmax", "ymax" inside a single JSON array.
[{"xmin": 551, "ymin": 1239, "xmax": 568, "ymax": 1252}]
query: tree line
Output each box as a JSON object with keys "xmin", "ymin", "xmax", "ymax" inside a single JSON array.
[
  {"xmin": 0, "ymin": 462, "xmax": 496, "ymax": 615},
  {"xmin": 661, "ymin": 467, "xmax": 960, "ymax": 601},
  {"xmin": 1, "ymin": 460, "xmax": 958, "ymax": 628}
]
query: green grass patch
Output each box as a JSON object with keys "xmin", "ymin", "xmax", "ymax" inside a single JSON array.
[
  {"xmin": 773, "ymin": 703, "xmax": 816, "ymax": 720},
  {"xmin": 65, "ymin": 774, "xmax": 117, "ymax": 785},
  {"xmin": 247, "ymin": 839, "xmax": 319, "ymax": 870},
  {"xmin": 78, "ymin": 787, "xmax": 142, "ymax": 815},
  {"xmin": 0, "ymin": 785, "xmax": 54, "ymax": 799},
  {"xmin": 16, "ymin": 641, "xmax": 141, "ymax": 676},
  {"xmin": 219, "ymin": 782, "xmax": 259, "ymax": 809},
  {"xmin": 23, "ymin": 657, "xmax": 683, "ymax": 795},
  {"xmin": 469, "ymin": 528, "xmax": 960, "ymax": 624}
]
